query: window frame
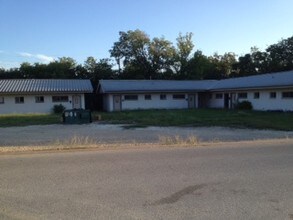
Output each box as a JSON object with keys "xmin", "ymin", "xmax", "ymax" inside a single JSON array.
[
  {"xmin": 35, "ymin": 96, "xmax": 44, "ymax": 103},
  {"xmin": 254, "ymin": 92, "xmax": 260, "ymax": 99},
  {"xmin": 15, "ymin": 96, "xmax": 24, "ymax": 104},
  {"xmin": 124, "ymin": 95, "xmax": 138, "ymax": 101},
  {"xmin": 144, "ymin": 94, "xmax": 152, "ymax": 100},
  {"xmin": 238, "ymin": 93, "xmax": 247, "ymax": 99},
  {"xmin": 52, "ymin": 96, "xmax": 69, "ymax": 102},
  {"xmin": 172, "ymin": 94, "xmax": 185, "ymax": 100},
  {"xmin": 160, "ymin": 94, "xmax": 167, "ymax": 100},
  {"xmin": 282, "ymin": 91, "xmax": 293, "ymax": 99},
  {"xmin": 0, "ymin": 97, "xmax": 4, "ymax": 104},
  {"xmin": 270, "ymin": 92, "xmax": 277, "ymax": 99}
]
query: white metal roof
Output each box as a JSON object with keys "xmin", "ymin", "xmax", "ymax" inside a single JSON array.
[
  {"xmin": 0, "ymin": 79, "xmax": 93, "ymax": 94},
  {"xmin": 99, "ymin": 80, "xmax": 216, "ymax": 93},
  {"xmin": 99, "ymin": 70, "xmax": 293, "ymax": 93},
  {"xmin": 210, "ymin": 70, "xmax": 293, "ymax": 91}
]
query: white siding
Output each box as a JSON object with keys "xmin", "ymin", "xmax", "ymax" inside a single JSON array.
[
  {"xmin": 0, "ymin": 94, "xmax": 86, "ymax": 114},
  {"xmin": 208, "ymin": 93, "xmax": 224, "ymax": 108},
  {"xmin": 244, "ymin": 90, "xmax": 293, "ymax": 111},
  {"xmin": 208, "ymin": 89, "xmax": 293, "ymax": 111},
  {"xmin": 122, "ymin": 94, "xmax": 188, "ymax": 110},
  {"xmin": 105, "ymin": 93, "xmax": 189, "ymax": 111}
]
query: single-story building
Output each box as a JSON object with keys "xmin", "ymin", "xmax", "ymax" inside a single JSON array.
[
  {"xmin": 209, "ymin": 70, "xmax": 293, "ymax": 111},
  {"xmin": 98, "ymin": 70, "xmax": 293, "ymax": 112},
  {"xmin": 0, "ymin": 79, "xmax": 93, "ymax": 114},
  {"xmin": 98, "ymin": 80, "xmax": 216, "ymax": 112}
]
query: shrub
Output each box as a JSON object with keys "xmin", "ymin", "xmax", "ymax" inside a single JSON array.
[
  {"xmin": 53, "ymin": 104, "xmax": 66, "ymax": 114},
  {"xmin": 235, "ymin": 101, "xmax": 253, "ymax": 110}
]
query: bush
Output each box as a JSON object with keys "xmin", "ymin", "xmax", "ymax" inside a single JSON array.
[
  {"xmin": 53, "ymin": 104, "xmax": 66, "ymax": 114},
  {"xmin": 235, "ymin": 101, "xmax": 253, "ymax": 110}
]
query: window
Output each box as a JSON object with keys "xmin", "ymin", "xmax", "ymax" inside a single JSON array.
[
  {"xmin": 145, "ymin": 94, "xmax": 151, "ymax": 100},
  {"xmin": 160, "ymin": 94, "xmax": 167, "ymax": 100},
  {"xmin": 35, "ymin": 96, "xmax": 44, "ymax": 103},
  {"xmin": 124, "ymin": 95, "xmax": 138, "ymax": 101},
  {"xmin": 254, "ymin": 92, "xmax": 260, "ymax": 99},
  {"xmin": 172, "ymin": 94, "xmax": 185, "ymax": 100},
  {"xmin": 238, "ymin": 93, "xmax": 247, "ymax": 99},
  {"xmin": 0, "ymin": 97, "xmax": 4, "ymax": 104},
  {"xmin": 215, "ymin": 93, "xmax": 223, "ymax": 99},
  {"xmin": 282, "ymin": 91, "xmax": 293, "ymax": 99},
  {"xmin": 270, "ymin": 92, "xmax": 276, "ymax": 99},
  {"xmin": 15, "ymin": 96, "xmax": 24, "ymax": 104},
  {"xmin": 52, "ymin": 96, "xmax": 68, "ymax": 102}
]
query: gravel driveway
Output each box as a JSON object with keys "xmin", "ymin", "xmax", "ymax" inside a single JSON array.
[{"xmin": 1, "ymin": 122, "xmax": 293, "ymax": 147}]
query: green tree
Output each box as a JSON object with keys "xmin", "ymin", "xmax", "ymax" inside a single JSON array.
[
  {"xmin": 74, "ymin": 64, "xmax": 88, "ymax": 79},
  {"xmin": 83, "ymin": 57, "xmax": 114, "ymax": 83},
  {"xmin": 208, "ymin": 52, "xmax": 237, "ymax": 79},
  {"xmin": 266, "ymin": 36, "xmax": 293, "ymax": 72},
  {"xmin": 19, "ymin": 62, "xmax": 34, "ymax": 78},
  {"xmin": 185, "ymin": 50, "xmax": 215, "ymax": 79},
  {"xmin": 148, "ymin": 37, "xmax": 176, "ymax": 78},
  {"xmin": 95, "ymin": 58, "xmax": 114, "ymax": 80},
  {"xmin": 81, "ymin": 56, "xmax": 97, "ymax": 80},
  {"xmin": 46, "ymin": 57, "xmax": 77, "ymax": 78},
  {"xmin": 110, "ymin": 29, "xmax": 177, "ymax": 79},
  {"xmin": 109, "ymin": 29, "xmax": 151, "ymax": 77},
  {"xmin": 174, "ymin": 32, "xmax": 194, "ymax": 78}
]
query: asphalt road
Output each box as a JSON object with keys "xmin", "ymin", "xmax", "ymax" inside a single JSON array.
[{"xmin": 1, "ymin": 142, "xmax": 293, "ymax": 220}]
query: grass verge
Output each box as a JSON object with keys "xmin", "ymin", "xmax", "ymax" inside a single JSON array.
[
  {"xmin": 0, "ymin": 109, "xmax": 292, "ymax": 131},
  {"xmin": 0, "ymin": 114, "xmax": 61, "ymax": 127},
  {"xmin": 96, "ymin": 109, "xmax": 293, "ymax": 131}
]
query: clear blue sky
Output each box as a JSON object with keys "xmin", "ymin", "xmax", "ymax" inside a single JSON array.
[{"xmin": 1, "ymin": 0, "xmax": 293, "ymax": 69}]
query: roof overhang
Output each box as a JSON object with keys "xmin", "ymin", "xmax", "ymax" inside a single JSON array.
[
  {"xmin": 100, "ymin": 89, "xmax": 209, "ymax": 94},
  {"xmin": 210, "ymin": 85, "xmax": 293, "ymax": 92}
]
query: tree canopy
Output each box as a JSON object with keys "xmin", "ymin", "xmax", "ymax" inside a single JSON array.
[{"xmin": 1, "ymin": 30, "xmax": 292, "ymax": 83}]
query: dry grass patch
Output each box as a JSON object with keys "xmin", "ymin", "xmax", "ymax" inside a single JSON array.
[
  {"xmin": 54, "ymin": 135, "xmax": 98, "ymax": 147},
  {"xmin": 0, "ymin": 135, "xmax": 202, "ymax": 153},
  {"xmin": 158, "ymin": 135, "xmax": 200, "ymax": 146}
]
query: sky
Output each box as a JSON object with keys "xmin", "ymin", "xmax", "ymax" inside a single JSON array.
[{"xmin": 0, "ymin": 0, "xmax": 293, "ymax": 69}]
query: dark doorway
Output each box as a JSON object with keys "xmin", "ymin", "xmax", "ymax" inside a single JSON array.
[
  {"xmin": 85, "ymin": 93, "xmax": 103, "ymax": 111},
  {"xmin": 224, "ymin": 93, "xmax": 229, "ymax": 109},
  {"xmin": 198, "ymin": 92, "xmax": 210, "ymax": 108}
]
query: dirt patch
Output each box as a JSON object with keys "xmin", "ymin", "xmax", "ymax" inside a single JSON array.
[{"xmin": 0, "ymin": 122, "xmax": 293, "ymax": 147}]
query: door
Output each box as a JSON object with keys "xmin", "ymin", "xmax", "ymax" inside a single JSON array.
[
  {"xmin": 72, "ymin": 95, "xmax": 81, "ymax": 109},
  {"xmin": 230, "ymin": 93, "xmax": 236, "ymax": 109},
  {"xmin": 113, "ymin": 95, "xmax": 121, "ymax": 111},
  {"xmin": 188, "ymin": 94, "xmax": 196, "ymax": 109}
]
